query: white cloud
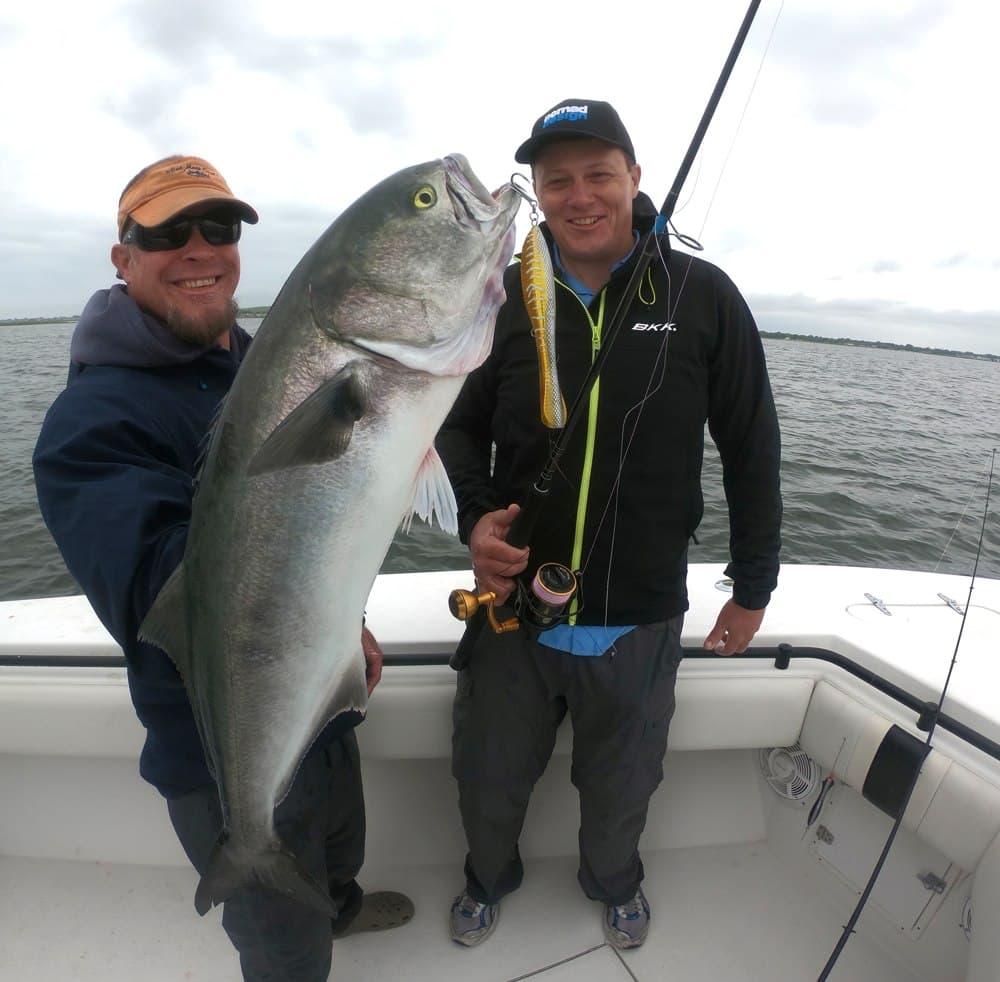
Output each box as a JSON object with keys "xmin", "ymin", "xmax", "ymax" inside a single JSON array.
[{"xmin": 1, "ymin": 0, "xmax": 997, "ymax": 352}]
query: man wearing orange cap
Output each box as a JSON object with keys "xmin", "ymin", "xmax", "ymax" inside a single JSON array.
[{"xmin": 33, "ymin": 154, "xmax": 413, "ymax": 980}]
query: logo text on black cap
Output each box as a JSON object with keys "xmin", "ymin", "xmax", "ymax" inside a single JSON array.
[{"xmin": 543, "ymin": 105, "xmax": 589, "ymax": 128}]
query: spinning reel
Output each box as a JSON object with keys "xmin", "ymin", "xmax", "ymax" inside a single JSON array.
[{"xmin": 448, "ymin": 561, "xmax": 579, "ymax": 636}]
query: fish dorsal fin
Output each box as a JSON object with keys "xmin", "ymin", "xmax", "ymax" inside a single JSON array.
[
  {"xmin": 247, "ymin": 363, "xmax": 369, "ymax": 476},
  {"xmin": 401, "ymin": 446, "xmax": 458, "ymax": 535},
  {"xmin": 137, "ymin": 565, "xmax": 220, "ymax": 782},
  {"xmin": 138, "ymin": 562, "xmax": 193, "ymax": 680},
  {"xmin": 192, "ymin": 392, "xmax": 230, "ymax": 498}
]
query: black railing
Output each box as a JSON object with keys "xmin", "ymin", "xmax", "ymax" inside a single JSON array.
[{"xmin": 3, "ymin": 643, "xmax": 999, "ymax": 763}]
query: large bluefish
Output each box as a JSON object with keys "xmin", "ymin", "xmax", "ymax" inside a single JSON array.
[{"xmin": 140, "ymin": 155, "xmax": 519, "ymax": 915}]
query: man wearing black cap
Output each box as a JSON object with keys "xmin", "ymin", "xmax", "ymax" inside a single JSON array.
[
  {"xmin": 33, "ymin": 154, "xmax": 412, "ymax": 980},
  {"xmin": 438, "ymin": 100, "xmax": 781, "ymax": 950}
]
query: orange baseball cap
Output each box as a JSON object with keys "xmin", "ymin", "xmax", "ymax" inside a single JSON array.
[{"xmin": 117, "ymin": 155, "xmax": 258, "ymax": 239}]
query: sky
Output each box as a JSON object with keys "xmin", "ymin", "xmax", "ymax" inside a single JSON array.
[{"xmin": 1, "ymin": 0, "xmax": 997, "ymax": 353}]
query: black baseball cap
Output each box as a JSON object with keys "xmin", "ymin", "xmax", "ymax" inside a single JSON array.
[{"xmin": 515, "ymin": 99, "xmax": 636, "ymax": 165}]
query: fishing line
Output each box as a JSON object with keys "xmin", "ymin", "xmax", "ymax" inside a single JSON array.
[
  {"xmin": 501, "ymin": 0, "xmax": 768, "ymax": 563},
  {"xmin": 582, "ymin": 239, "xmax": 697, "ymax": 620},
  {"xmin": 816, "ymin": 447, "xmax": 997, "ymax": 980},
  {"xmin": 581, "ymin": 192, "xmax": 737, "ymax": 620},
  {"xmin": 672, "ymin": 0, "xmax": 785, "ymax": 234},
  {"xmin": 583, "ymin": 264, "xmax": 677, "ymax": 622},
  {"xmin": 448, "ymin": 0, "xmax": 770, "ymax": 659},
  {"xmin": 933, "ymin": 456, "xmax": 992, "ymax": 573},
  {"xmin": 579, "ymin": 216, "xmax": 706, "ymax": 618},
  {"xmin": 578, "ymin": 183, "xmax": 747, "ymax": 616},
  {"xmin": 671, "ymin": 154, "xmax": 704, "ymax": 222},
  {"xmin": 573, "ymin": 1, "xmax": 782, "ymax": 606},
  {"xmin": 671, "ymin": 0, "xmax": 784, "ymax": 229},
  {"xmin": 696, "ymin": 0, "xmax": 786, "ymax": 241}
]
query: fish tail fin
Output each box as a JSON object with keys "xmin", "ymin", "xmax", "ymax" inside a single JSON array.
[{"xmin": 194, "ymin": 837, "xmax": 335, "ymax": 918}]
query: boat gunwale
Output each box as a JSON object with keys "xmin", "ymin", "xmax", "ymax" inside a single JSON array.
[{"xmin": 4, "ymin": 642, "xmax": 1000, "ymax": 763}]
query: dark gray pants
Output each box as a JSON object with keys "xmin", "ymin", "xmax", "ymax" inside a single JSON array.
[
  {"xmin": 167, "ymin": 732, "xmax": 366, "ymax": 982},
  {"xmin": 452, "ymin": 615, "xmax": 683, "ymax": 907}
]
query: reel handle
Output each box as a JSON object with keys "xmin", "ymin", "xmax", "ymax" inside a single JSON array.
[{"xmin": 448, "ymin": 589, "xmax": 520, "ymax": 634}]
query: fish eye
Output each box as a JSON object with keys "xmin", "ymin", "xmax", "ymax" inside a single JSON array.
[{"xmin": 413, "ymin": 186, "xmax": 437, "ymax": 209}]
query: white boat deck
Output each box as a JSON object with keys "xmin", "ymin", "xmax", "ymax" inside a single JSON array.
[
  {"xmin": 2, "ymin": 836, "xmax": 935, "ymax": 982},
  {"xmin": 1, "ymin": 739, "xmax": 975, "ymax": 982}
]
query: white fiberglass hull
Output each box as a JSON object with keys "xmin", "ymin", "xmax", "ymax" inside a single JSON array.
[{"xmin": 2, "ymin": 563, "xmax": 999, "ymax": 981}]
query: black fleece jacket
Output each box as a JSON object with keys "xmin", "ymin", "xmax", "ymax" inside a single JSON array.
[{"xmin": 436, "ymin": 218, "xmax": 782, "ymax": 622}]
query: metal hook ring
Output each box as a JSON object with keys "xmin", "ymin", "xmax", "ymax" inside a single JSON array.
[{"xmin": 510, "ymin": 172, "xmax": 540, "ymax": 225}]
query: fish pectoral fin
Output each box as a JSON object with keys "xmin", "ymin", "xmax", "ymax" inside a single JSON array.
[
  {"xmin": 247, "ymin": 364, "xmax": 370, "ymax": 476},
  {"xmin": 137, "ymin": 562, "xmax": 193, "ymax": 678},
  {"xmin": 401, "ymin": 446, "xmax": 458, "ymax": 535}
]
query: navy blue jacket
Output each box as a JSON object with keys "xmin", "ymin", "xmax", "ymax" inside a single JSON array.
[{"xmin": 33, "ymin": 286, "xmax": 252, "ymax": 796}]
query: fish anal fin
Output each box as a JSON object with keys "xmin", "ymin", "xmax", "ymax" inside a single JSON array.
[
  {"xmin": 247, "ymin": 364, "xmax": 369, "ymax": 476},
  {"xmin": 274, "ymin": 653, "xmax": 369, "ymax": 808},
  {"xmin": 401, "ymin": 446, "xmax": 458, "ymax": 535}
]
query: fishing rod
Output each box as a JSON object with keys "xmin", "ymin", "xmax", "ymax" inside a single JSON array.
[
  {"xmin": 507, "ymin": 0, "xmax": 763, "ymax": 556},
  {"xmin": 815, "ymin": 448, "xmax": 997, "ymax": 980},
  {"xmin": 447, "ymin": 0, "xmax": 765, "ymax": 648}
]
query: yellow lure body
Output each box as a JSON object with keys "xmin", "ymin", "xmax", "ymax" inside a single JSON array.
[{"xmin": 520, "ymin": 225, "xmax": 566, "ymax": 429}]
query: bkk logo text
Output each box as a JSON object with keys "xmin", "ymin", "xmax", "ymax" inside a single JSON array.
[{"xmin": 631, "ymin": 322, "xmax": 677, "ymax": 333}]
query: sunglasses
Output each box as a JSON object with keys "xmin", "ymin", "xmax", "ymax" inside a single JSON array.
[{"xmin": 122, "ymin": 215, "xmax": 242, "ymax": 252}]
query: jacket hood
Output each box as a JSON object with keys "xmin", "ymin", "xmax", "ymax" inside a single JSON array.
[{"xmin": 70, "ymin": 284, "xmax": 238, "ymax": 370}]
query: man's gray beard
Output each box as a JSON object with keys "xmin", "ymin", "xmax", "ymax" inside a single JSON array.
[{"xmin": 165, "ymin": 296, "xmax": 239, "ymax": 348}]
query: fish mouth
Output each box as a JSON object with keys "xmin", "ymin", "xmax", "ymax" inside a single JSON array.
[{"xmin": 443, "ymin": 154, "xmax": 519, "ymax": 233}]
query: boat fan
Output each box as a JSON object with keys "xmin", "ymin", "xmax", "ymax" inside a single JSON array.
[{"xmin": 757, "ymin": 744, "xmax": 821, "ymax": 802}]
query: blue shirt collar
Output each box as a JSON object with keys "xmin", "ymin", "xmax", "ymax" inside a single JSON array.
[{"xmin": 551, "ymin": 230, "xmax": 640, "ymax": 306}]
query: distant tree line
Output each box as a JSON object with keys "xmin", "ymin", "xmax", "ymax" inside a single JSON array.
[
  {"xmin": 0, "ymin": 306, "xmax": 271, "ymax": 326},
  {"xmin": 759, "ymin": 331, "xmax": 999, "ymax": 363},
  {"xmin": 1, "ymin": 314, "xmax": 996, "ymax": 362}
]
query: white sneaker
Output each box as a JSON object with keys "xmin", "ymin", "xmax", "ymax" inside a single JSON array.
[
  {"xmin": 449, "ymin": 891, "xmax": 499, "ymax": 947},
  {"xmin": 603, "ymin": 887, "xmax": 650, "ymax": 949}
]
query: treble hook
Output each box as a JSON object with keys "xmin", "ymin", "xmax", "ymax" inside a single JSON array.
[{"xmin": 510, "ymin": 172, "xmax": 540, "ymax": 225}]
